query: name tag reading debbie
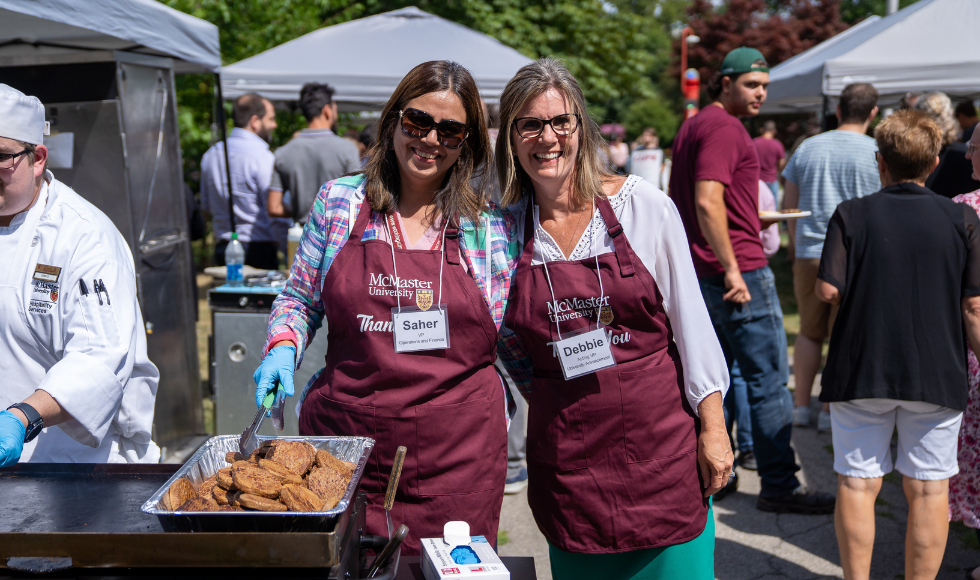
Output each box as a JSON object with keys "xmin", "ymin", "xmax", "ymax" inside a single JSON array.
[
  {"xmin": 556, "ymin": 327, "xmax": 616, "ymax": 380},
  {"xmin": 391, "ymin": 307, "xmax": 450, "ymax": 353}
]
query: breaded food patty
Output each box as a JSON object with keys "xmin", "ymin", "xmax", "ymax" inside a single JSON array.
[
  {"xmin": 267, "ymin": 441, "xmax": 315, "ymax": 476},
  {"xmin": 232, "ymin": 463, "xmax": 282, "ymax": 499},
  {"xmin": 238, "ymin": 493, "xmax": 287, "ymax": 511},
  {"xmin": 280, "ymin": 484, "xmax": 325, "ymax": 512}
]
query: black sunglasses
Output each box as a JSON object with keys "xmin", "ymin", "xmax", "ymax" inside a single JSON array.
[
  {"xmin": 513, "ymin": 114, "xmax": 581, "ymax": 139},
  {"xmin": 398, "ymin": 108, "xmax": 468, "ymax": 149}
]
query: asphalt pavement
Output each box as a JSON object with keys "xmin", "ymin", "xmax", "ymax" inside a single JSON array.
[{"xmin": 495, "ymin": 377, "xmax": 980, "ymax": 580}]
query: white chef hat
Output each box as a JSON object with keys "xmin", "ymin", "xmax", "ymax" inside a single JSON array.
[{"xmin": 0, "ymin": 84, "xmax": 49, "ymax": 145}]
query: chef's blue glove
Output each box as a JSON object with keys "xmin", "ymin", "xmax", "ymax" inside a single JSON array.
[
  {"xmin": 253, "ymin": 345, "xmax": 296, "ymax": 410},
  {"xmin": 0, "ymin": 410, "xmax": 26, "ymax": 468}
]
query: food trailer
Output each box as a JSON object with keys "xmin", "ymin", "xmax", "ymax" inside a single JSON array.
[{"xmin": 0, "ymin": 0, "xmax": 220, "ymax": 459}]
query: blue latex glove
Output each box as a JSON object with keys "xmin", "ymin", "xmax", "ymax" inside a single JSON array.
[
  {"xmin": 253, "ymin": 345, "xmax": 296, "ymax": 410},
  {"xmin": 450, "ymin": 546, "xmax": 481, "ymax": 565},
  {"xmin": 0, "ymin": 410, "xmax": 26, "ymax": 468}
]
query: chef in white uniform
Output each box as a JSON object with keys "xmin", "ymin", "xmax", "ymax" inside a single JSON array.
[{"xmin": 0, "ymin": 83, "xmax": 160, "ymax": 466}]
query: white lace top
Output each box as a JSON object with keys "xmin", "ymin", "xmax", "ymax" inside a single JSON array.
[{"xmin": 512, "ymin": 175, "xmax": 729, "ymax": 414}]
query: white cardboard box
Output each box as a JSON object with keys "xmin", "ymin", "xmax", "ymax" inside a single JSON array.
[{"xmin": 421, "ymin": 536, "xmax": 510, "ymax": 580}]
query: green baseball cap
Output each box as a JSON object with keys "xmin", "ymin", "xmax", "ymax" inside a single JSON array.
[{"xmin": 720, "ymin": 47, "xmax": 769, "ymax": 76}]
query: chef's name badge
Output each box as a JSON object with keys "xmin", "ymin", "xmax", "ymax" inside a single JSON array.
[
  {"xmin": 391, "ymin": 306, "xmax": 449, "ymax": 353},
  {"xmin": 555, "ymin": 327, "xmax": 616, "ymax": 380},
  {"xmin": 32, "ymin": 264, "xmax": 62, "ymax": 283}
]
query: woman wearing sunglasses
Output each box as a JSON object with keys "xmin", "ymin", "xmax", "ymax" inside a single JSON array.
[
  {"xmin": 253, "ymin": 60, "xmax": 526, "ymax": 555},
  {"xmin": 496, "ymin": 58, "xmax": 731, "ymax": 579}
]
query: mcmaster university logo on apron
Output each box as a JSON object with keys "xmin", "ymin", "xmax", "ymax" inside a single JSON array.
[{"xmin": 416, "ymin": 288, "xmax": 433, "ymax": 311}]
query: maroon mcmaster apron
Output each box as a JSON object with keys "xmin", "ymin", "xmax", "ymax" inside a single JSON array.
[
  {"xmin": 503, "ymin": 196, "xmax": 707, "ymax": 554},
  {"xmin": 298, "ymin": 203, "xmax": 507, "ymax": 556}
]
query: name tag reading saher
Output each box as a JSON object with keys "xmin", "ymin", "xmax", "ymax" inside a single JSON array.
[
  {"xmin": 391, "ymin": 307, "xmax": 450, "ymax": 353},
  {"xmin": 556, "ymin": 327, "xmax": 616, "ymax": 380}
]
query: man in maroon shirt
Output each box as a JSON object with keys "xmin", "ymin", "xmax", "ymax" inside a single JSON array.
[
  {"xmin": 753, "ymin": 120, "xmax": 786, "ymax": 199},
  {"xmin": 669, "ymin": 47, "xmax": 835, "ymax": 514}
]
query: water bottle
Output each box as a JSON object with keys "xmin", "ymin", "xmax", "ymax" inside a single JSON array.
[
  {"xmin": 287, "ymin": 222, "xmax": 303, "ymax": 270},
  {"xmin": 226, "ymin": 233, "xmax": 245, "ymax": 287}
]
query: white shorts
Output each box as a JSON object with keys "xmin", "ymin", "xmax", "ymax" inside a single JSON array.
[{"xmin": 831, "ymin": 398, "xmax": 963, "ymax": 481}]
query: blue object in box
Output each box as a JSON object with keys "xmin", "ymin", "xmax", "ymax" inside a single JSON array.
[{"xmin": 450, "ymin": 546, "xmax": 480, "ymax": 565}]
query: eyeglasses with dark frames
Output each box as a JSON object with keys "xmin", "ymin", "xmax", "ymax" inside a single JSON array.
[
  {"xmin": 512, "ymin": 114, "xmax": 581, "ymax": 139},
  {"xmin": 0, "ymin": 148, "xmax": 30, "ymax": 170},
  {"xmin": 398, "ymin": 108, "xmax": 469, "ymax": 149}
]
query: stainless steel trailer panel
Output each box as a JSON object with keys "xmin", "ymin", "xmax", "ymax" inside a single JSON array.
[{"xmin": 0, "ymin": 52, "xmax": 203, "ymax": 456}]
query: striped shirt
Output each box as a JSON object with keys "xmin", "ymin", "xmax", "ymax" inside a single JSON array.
[
  {"xmin": 263, "ymin": 174, "xmax": 533, "ymax": 419},
  {"xmin": 782, "ymin": 130, "xmax": 880, "ymax": 259}
]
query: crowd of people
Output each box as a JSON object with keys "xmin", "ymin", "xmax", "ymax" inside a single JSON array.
[
  {"xmin": 242, "ymin": 46, "xmax": 980, "ymax": 578},
  {"xmin": 1, "ymin": 37, "xmax": 979, "ymax": 580},
  {"xmin": 202, "ymin": 47, "xmax": 980, "ymax": 578}
]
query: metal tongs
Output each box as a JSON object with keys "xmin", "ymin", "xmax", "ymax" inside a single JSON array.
[{"xmin": 238, "ymin": 382, "xmax": 286, "ymax": 455}]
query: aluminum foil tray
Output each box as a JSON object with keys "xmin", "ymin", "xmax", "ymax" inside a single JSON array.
[{"xmin": 141, "ymin": 435, "xmax": 374, "ymax": 533}]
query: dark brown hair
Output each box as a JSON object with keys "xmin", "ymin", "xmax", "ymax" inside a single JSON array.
[
  {"xmin": 232, "ymin": 93, "xmax": 269, "ymax": 128},
  {"xmin": 839, "ymin": 83, "xmax": 878, "ymax": 124},
  {"xmin": 955, "ymin": 99, "xmax": 978, "ymax": 120},
  {"xmin": 874, "ymin": 109, "xmax": 942, "ymax": 182},
  {"xmin": 299, "ymin": 82, "xmax": 336, "ymax": 122},
  {"xmin": 361, "ymin": 60, "xmax": 490, "ymax": 225},
  {"xmin": 705, "ymin": 59, "xmax": 766, "ymax": 101}
]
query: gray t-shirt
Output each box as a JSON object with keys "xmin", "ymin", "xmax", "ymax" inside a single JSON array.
[
  {"xmin": 782, "ymin": 130, "xmax": 880, "ymax": 259},
  {"xmin": 270, "ymin": 129, "xmax": 361, "ymax": 223}
]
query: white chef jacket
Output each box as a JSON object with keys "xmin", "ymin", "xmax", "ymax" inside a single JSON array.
[
  {"xmin": 512, "ymin": 174, "xmax": 730, "ymax": 414},
  {"xmin": 0, "ymin": 172, "xmax": 160, "ymax": 463}
]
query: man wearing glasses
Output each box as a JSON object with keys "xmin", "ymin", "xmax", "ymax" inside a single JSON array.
[{"xmin": 0, "ymin": 83, "xmax": 160, "ymax": 467}]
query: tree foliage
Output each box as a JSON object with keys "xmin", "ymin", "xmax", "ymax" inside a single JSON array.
[
  {"xmin": 623, "ymin": 97, "xmax": 681, "ymax": 143},
  {"xmin": 837, "ymin": 0, "xmax": 918, "ymax": 23},
  {"xmin": 165, "ymin": 0, "xmax": 656, "ymax": 110},
  {"xmin": 164, "ymin": 0, "xmax": 662, "ymax": 182},
  {"xmin": 163, "ymin": 0, "xmax": 885, "ymax": 172},
  {"xmin": 682, "ymin": 0, "xmax": 849, "ymax": 86}
]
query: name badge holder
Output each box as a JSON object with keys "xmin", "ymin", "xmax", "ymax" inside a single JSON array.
[
  {"xmin": 536, "ymin": 199, "xmax": 617, "ymax": 380},
  {"xmin": 388, "ymin": 217, "xmax": 450, "ymax": 353},
  {"xmin": 392, "ymin": 305, "xmax": 450, "ymax": 352}
]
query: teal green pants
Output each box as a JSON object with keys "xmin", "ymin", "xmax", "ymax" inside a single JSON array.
[{"xmin": 548, "ymin": 501, "xmax": 715, "ymax": 580}]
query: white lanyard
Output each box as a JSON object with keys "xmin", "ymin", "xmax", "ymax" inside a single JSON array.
[
  {"xmin": 535, "ymin": 198, "xmax": 607, "ymax": 340},
  {"xmin": 534, "ymin": 198, "xmax": 616, "ymax": 379}
]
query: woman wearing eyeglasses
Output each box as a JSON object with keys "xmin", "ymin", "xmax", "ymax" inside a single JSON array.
[
  {"xmin": 252, "ymin": 61, "xmax": 526, "ymax": 555},
  {"xmin": 496, "ymin": 58, "xmax": 731, "ymax": 579}
]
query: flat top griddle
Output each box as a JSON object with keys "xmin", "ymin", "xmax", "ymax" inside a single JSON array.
[
  {"xmin": 0, "ymin": 464, "xmax": 536, "ymax": 580},
  {"xmin": 0, "ymin": 464, "xmax": 360, "ymax": 571},
  {"xmin": 0, "ymin": 463, "xmax": 175, "ymax": 533}
]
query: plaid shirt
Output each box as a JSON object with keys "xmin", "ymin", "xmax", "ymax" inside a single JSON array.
[{"xmin": 264, "ymin": 174, "xmax": 534, "ymax": 418}]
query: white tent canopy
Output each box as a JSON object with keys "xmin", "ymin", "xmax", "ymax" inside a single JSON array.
[
  {"xmin": 0, "ymin": 0, "xmax": 220, "ymax": 73},
  {"xmin": 764, "ymin": 0, "xmax": 980, "ymax": 114},
  {"xmin": 221, "ymin": 6, "xmax": 533, "ymax": 108}
]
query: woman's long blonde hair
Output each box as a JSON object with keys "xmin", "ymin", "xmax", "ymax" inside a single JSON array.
[
  {"xmin": 361, "ymin": 60, "xmax": 490, "ymax": 225},
  {"xmin": 495, "ymin": 58, "xmax": 612, "ymax": 207}
]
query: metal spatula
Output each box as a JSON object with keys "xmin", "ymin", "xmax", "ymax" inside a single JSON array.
[{"xmin": 238, "ymin": 383, "xmax": 281, "ymax": 455}]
